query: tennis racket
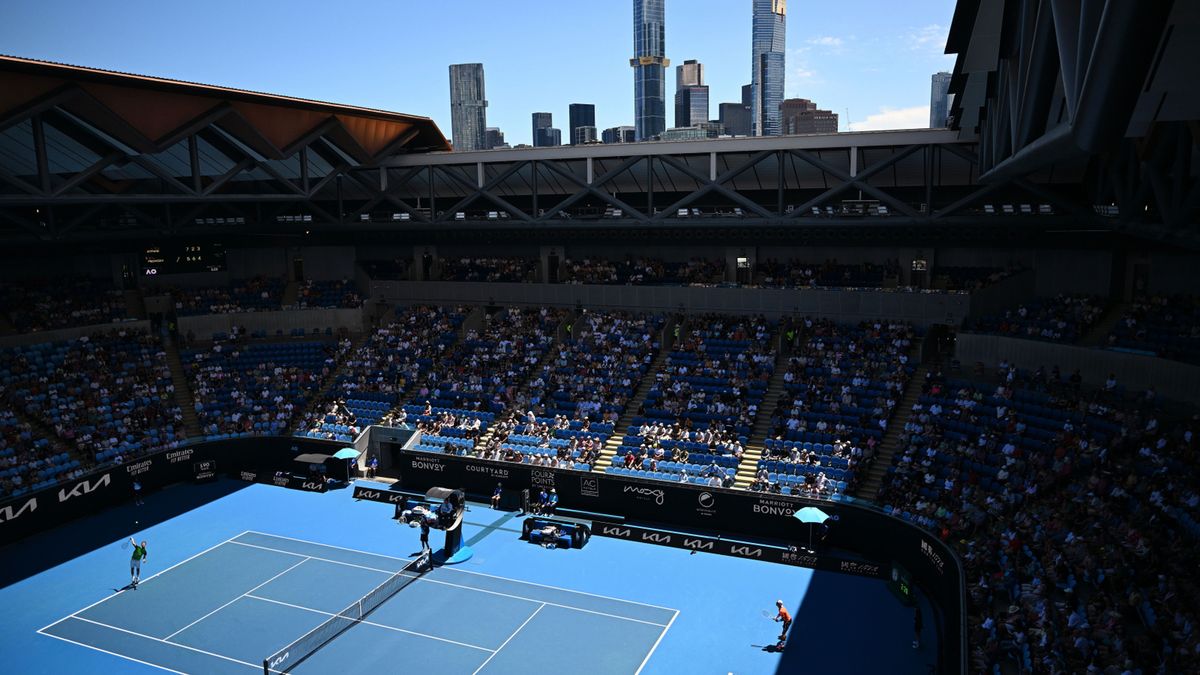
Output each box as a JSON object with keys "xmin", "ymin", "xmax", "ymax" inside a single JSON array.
[
  {"xmin": 762, "ymin": 609, "xmax": 775, "ymax": 620},
  {"xmin": 121, "ymin": 540, "xmax": 129, "ymax": 550}
]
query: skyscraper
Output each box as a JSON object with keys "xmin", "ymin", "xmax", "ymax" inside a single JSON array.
[
  {"xmin": 537, "ymin": 127, "xmax": 562, "ymax": 147},
  {"xmin": 751, "ymin": 0, "xmax": 786, "ymax": 136},
  {"xmin": 532, "ymin": 112, "xmax": 553, "ymax": 146},
  {"xmin": 675, "ymin": 59, "xmax": 709, "ymax": 128},
  {"xmin": 719, "ymin": 103, "xmax": 751, "ymax": 136},
  {"xmin": 780, "ymin": 98, "xmax": 839, "ymax": 134},
  {"xmin": 631, "ymin": 0, "xmax": 668, "ymax": 141},
  {"xmin": 930, "ymin": 72, "xmax": 952, "ymax": 128},
  {"xmin": 449, "ymin": 63, "xmax": 487, "ymax": 151},
  {"xmin": 484, "ymin": 127, "xmax": 506, "ymax": 149},
  {"xmin": 568, "ymin": 104, "xmax": 596, "ymax": 146},
  {"xmin": 602, "ymin": 126, "xmax": 637, "ymax": 144}
]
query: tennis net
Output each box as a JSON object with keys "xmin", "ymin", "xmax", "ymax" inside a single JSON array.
[{"xmin": 262, "ymin": 550, "xmax": 430, "ymax": 674}]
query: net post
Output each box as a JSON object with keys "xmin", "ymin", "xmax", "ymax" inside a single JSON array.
[{"xmin": 263, "ymin": 658, "xmax": 270, "ymax": 675}]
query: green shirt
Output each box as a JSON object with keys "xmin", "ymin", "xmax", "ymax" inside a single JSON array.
[{"xmin": 131, "ymin": 545, "xmax": 147, "ymax": 561}]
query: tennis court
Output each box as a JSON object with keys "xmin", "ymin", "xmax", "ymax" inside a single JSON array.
[{"xmin": 38, "ymin": 531, "xmax": 677, "ymax": 675}]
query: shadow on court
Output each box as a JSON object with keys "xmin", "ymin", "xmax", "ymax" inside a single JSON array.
[
  {"xmin": 774, "ymin": 570, "xmax": 939, "ymax": 675},
  {"xmin": 0, "ymin": 478, "xmax": 250, "ymax": 589}
]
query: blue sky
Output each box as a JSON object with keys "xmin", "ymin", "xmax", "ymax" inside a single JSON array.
[{"xmin": 0, "ymin": 0, "xmax": 958, "ymax": 146}]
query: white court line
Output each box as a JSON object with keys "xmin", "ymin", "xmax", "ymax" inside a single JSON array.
[
  {"xmin": 68, "ymin": 616, "xmax": 262, "ymax": 671},
  {"xmin": 242, "ymin": 594, "xmax": 495, "ymax": 653},
  {"xmin": 38, "ymin": 530, "xmax": 252, "ymax": 634},
  {"xmin": 418, "ymin": 576, "xmax": 670, "ymax": 628},
  {"xmin": 635, "ymin": 609, "xmax": 679, "ymax": 675},
  {"xmin": 471, "ymin": 603, "xmax": 544, "ymax": 675},
  {"xmin": 163, "ymin": 557, "xmax": 310, "ymax": 641},
  {"xmin": 241, "ymin": 530, "xmax": 678, "ymax": 613},
  {"xmin": 229, "ymin": 538, "xmax": 670, "ymax": 627},
  {"xmin": 229, "ymin": 540, "xmax": 397, "ymax": 575},
  {"xmin": 36, "ymin": 629, "xmax": 189, "ymax": 675}
]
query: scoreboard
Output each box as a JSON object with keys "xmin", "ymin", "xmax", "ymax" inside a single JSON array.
[{"xmin": 142, "ymin": 243, "xmax": 226, "ymax": 276}]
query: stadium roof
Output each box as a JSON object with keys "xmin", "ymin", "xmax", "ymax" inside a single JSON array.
[
  {"xmin": 944, "ymin": 0, "xmax": 1200, "ymax": 246},
  {"xmin": 0, "ymin": 54, "xmax": 449, "ymax": 161}
]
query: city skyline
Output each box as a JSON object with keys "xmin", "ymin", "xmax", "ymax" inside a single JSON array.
[{"xmin": 0, "ymin": 0, "xmax": 958, "ymax": 147}]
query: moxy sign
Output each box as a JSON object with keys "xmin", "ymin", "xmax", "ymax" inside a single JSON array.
[{"xmin": 58, "ymin": 473, "xmax": 111, "ymax": 503}]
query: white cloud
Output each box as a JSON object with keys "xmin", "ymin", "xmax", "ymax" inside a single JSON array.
[
  {"xmin": 786, "ymin": 47, "xmax": 820, "ymax": 88},
  {"xmin": 909, "ymin": 24, "xmax": 947, "ymax": 54},
  {"xmin": 848, "ymin": 105, "xmax": 930, "ymax": 131},
  {"xmin": 807, "ymin": 36, "xmax": 843, "ymax": 48}
]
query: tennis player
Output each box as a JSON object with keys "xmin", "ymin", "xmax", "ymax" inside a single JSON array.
[
  {"xmin": 774, "ymin": 600, "xmax": 792, "ymax": 643},
  {"xmin": 129, "ymin": 538, "xmax": 148, "ymax": 587}
]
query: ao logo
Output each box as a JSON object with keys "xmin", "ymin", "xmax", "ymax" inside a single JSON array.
[{"xmin": 697, "ymin": 492, "xmax": 715, "ymax": 508}]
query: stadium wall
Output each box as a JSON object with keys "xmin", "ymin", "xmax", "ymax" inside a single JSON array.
[
  {"xmin": 0, "ymin": 436, "xmax": 345, "ymax": 544},
  {"xmin": 177, "ymin": 307, "xmax": 364, "ymax": 337},
  {"xmin": 371, "ymin": 280, "xmax": 972, "ymax": 326},
  {"xmin": 955, "ymin": 333, "xmax": 1200, "ymax": 402}
]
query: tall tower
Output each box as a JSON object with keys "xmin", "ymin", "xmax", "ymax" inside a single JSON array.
[
  {"xmin": 930, "ymin": 72, "xmax": 952, "ymax": 128},
  {"xmin": 532, "ymin": 112, "xmax": 553, "ymax": 146},
  {"xmin": 449, "ymin": 63, "xmax": 487, "ymax": 151},
  {"xmin": 751, "ymin": 0, "xmax": 786, "ymax": 136},
  {"xmin": 568, "ymin": 104, "xmax": 596, "ymax": 145},
  {"xmin": 675, "ymin": 59, "xmax": 709, "ymax": 128},
  {"xmin": 631, "ymin": 0, "xmax": 669, "ymax": 141}
]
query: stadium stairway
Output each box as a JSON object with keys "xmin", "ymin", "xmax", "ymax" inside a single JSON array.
[
  {"xmin": 163, "ymin": 338, "xmax": 203, "ymax": 439},
  {"xmin": 734, "ymin": 344, "xmax": 790, "ymax": 488},
  {"xmin": 281, "ymin": 281, "xmax": 299, "ymax": 308},
  {"xmin": 854, "ymin": 357, "xmax": 930, "ymax": 501},
  {"xmin": 289, "ymin": 331, "xmax": 373, "ymax": 433},
  {"xmin": 1079, "ymin": 298, "xmax": 1130, "ymax": 347},
  {"xmin": 596, "ymin": 315, "xmax": 682, "ymax": 473},
  {"xmin": 474, "ymin": 310, "xmax": 574, "ymax": 449}
]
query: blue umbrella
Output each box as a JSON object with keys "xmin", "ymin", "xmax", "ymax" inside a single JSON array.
[
  {"xmin": 793, "ymin": 506, "xmax": 830, "ymax": 552},
  {"xmin": 793, "ymin": 506, "xmax": 830, "ymax": 524},
  {"xmin": 332, "ymin": 448, "xmax": 360, "ymax": 460}
]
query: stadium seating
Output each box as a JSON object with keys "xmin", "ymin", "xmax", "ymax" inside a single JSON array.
[
  {"xmin": 0, "ymin": 278, "xmax": 129, "ymax": 332},
  {"xmin": 0, "ymin": 330, "xmax": 182, "ymax": 466},
  {"xmin": 439, "ymin": 257, "xmax": 538, "ymax": 282},
  {"xmin": 185, "ymin": 339, "xmax": 332, "ymax": 439},
  {"xmin": 298, "ymin": 305, "xmax": 468, "ymax": 441},
  {"xmin": 966, "ymin": 294, "xmax": 1103, "ymax": 343},
  {"xmin": 612, "ymin": 314, "xmax": 776, "ymax": 484},
  {"xmin": 875, "ymin": 365, "xmax": 1200, "ymax": 672},
  {"xmin": 290, "ymin": 280, "xmax": 362, "ymax": 309},
  {"xmin": 1107, "ymin": 294, "xmax": 1200, "ymax": 364},
  {"xmin": 172, "ymin": 277, "xmax": 285, "ymax": 316},
  {"xmin": 747, "ymin": 319, "xmax": 916, "ymax": 498}
]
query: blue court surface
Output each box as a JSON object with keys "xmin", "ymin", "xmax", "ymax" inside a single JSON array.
[{"xmin": 1, "ymin": 479, "xmax": 938, "ymax": 674}]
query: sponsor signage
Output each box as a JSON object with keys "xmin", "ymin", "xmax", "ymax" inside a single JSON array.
[
  {"xmin": 530, "ymin": 469, "xmax": 556, "ymax": 490},
  {"xmin": 622, "ymin": 484, "xmax": 665, "ymax": 505},
  {"xmin": 0, "ymin": 435, "xmax": 345, "ymax": 542},
  {"xmin": 920, "ymin": 539, "xmax": 946, "ymax": 575},
  {"xmin": 695, "ymin": 491, "xmax": 717, "ymax": 517},
  {"xmin": 466, "ymin": 463, "xmax": 510, "ymax": 480},
  {"xmin": 0, "ymin": 496, "xmax": 37, "ymax": 523},
  {"xmin": 580, "ymin": 476, "xmax": 600, "ymax": 498},
  {"xmin": 124, "ymin": 459, "xmax": 153, "ymax": 477},
  {"xmin": 58, "ymin": 473, "xmax": 112, "ymax": 503},
  {"xmin": 352, "ymin": 486, "xmax": 410, "ymax": 504},
  {"xmin": 591, "ymin": 520, "xmax": 886, "ymax": 578}
]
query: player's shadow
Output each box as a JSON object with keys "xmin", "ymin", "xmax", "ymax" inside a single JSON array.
[{"xmin": 757, "ymin": 644, "xmax": 784, "ymax": 653}]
